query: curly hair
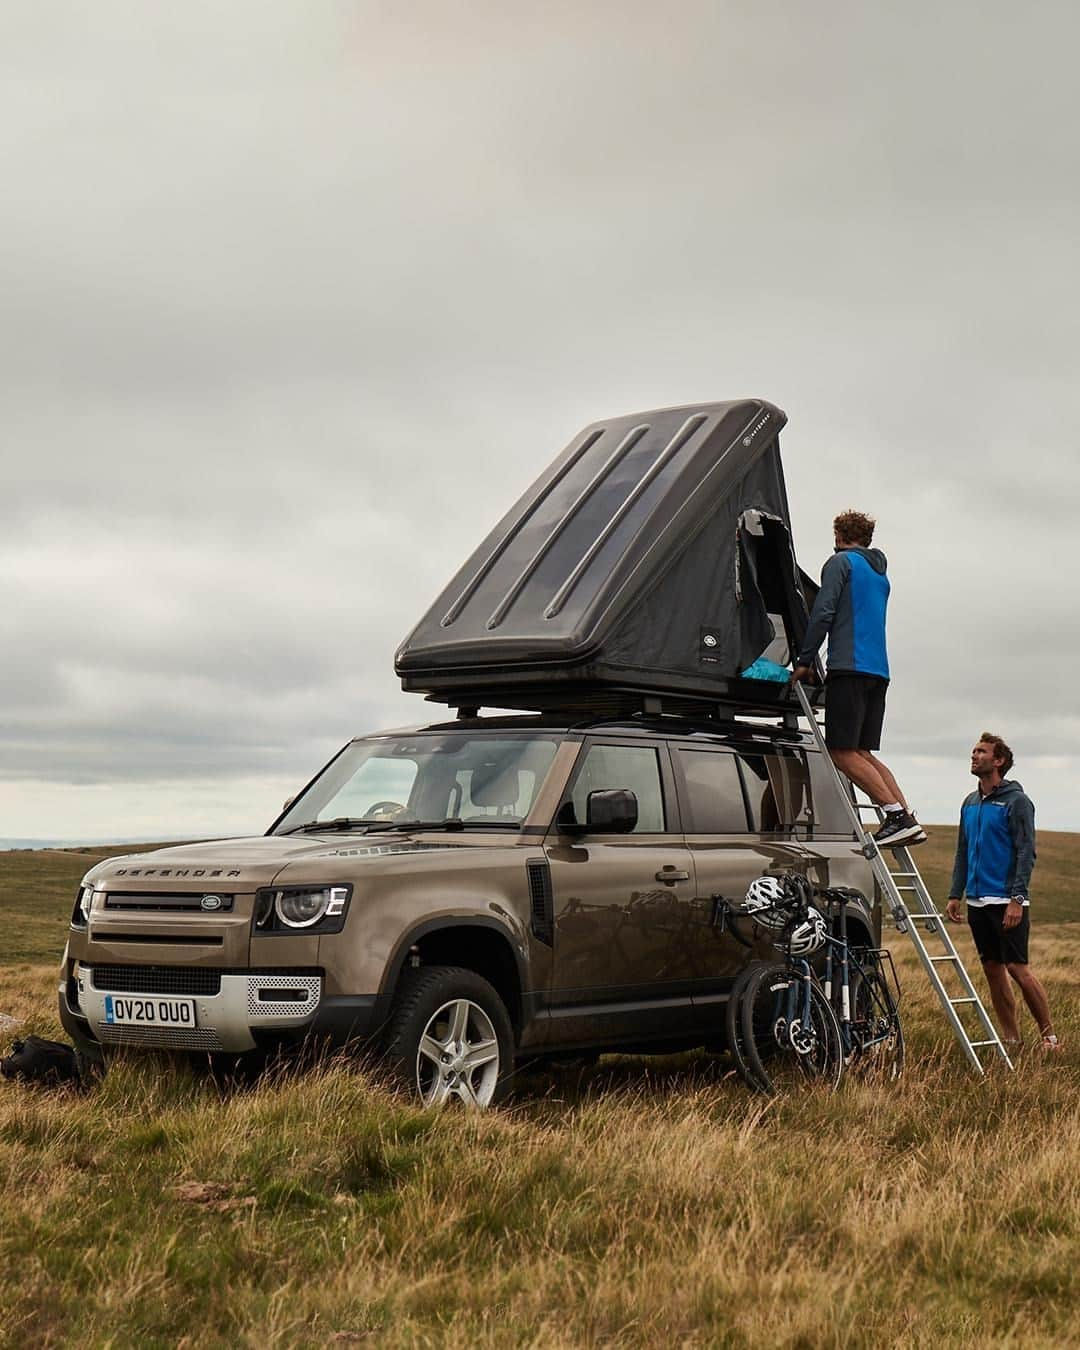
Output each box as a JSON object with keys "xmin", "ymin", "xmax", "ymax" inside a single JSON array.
[
  {"xmin": 978, "ymin": 732, "xmax": 1014, "ymax": 775},
  {"xmin": 833, "ymin": 510, "xmax": 876, "ymax": 547}
]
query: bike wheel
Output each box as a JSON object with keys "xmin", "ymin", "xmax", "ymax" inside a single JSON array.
[
  {"xmin": 848, "ymin": 954, "xmax": 905, "ymax": 1081},
  {"xmin": 740, "ymin": 962, "xmax": 844, "ymax": 1094},
  {"xmin": 725, "ymin": 962, "xmax": 768, "ymax": 1091}
]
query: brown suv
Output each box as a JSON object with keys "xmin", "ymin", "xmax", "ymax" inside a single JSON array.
[{"xmin": 59, "ymin": 709, "xmax": 876, "ymax": 1105}]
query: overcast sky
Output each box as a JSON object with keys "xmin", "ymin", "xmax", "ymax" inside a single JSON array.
[{"xmin": 3, "ymin": 1, "xmax": 1078, "ymax": 841}]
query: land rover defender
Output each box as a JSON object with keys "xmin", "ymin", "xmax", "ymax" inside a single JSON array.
[{"xmin": 59, "ymin": 710, "xmax": 876, "ymax": 1105}]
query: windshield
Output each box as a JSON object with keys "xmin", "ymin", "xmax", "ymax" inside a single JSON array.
[{"xmin": 272, "ymin": 733, "xmax": 563, "ymax": 834}]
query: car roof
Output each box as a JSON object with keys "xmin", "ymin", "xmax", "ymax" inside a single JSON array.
[{"xmin": 354, "ymin": 711, "xmax": 815, "ymax": 751}]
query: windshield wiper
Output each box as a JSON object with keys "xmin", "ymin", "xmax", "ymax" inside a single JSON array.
[
  {"xmin": 283, "ymin": 818, "xmax": 376, "ymax": 835},
  {"xmin": 395, "ymin": 818, "xmax": 521, "ymax": 831},
  {"xmin": 391, "ymin": 818, "xmax": 466, "ymax": 832}
]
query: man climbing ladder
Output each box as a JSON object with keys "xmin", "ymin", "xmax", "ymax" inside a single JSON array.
[{"xmin": 790, "ymin": 509, "xmax": 923, "ymax": 848}]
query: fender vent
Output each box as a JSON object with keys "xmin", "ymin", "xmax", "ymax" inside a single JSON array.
[{"xmin": 526, "ymin": 859, "xmax": 554, "ymax": 946}]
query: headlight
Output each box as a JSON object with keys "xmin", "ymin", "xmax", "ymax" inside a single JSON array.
[
  {"xmin": 71, "ymin": 883, "xmax": 95, "ymax": 928},
  {"xmin": 254, "ymin": 885, "xmax": 351, "ymax": 934}
]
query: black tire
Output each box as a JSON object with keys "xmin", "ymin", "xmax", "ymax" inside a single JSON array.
[
  {"xmin": 725, "ymin": 963, "xmax": 768, "ymax": 1091},
  {"xmin": 740, "ymin": 962, "xmax": 844, "ymax": 1095},
  {"xmin": 382, "ymin": 966, "xmax": 515, "ymax": 1108},
  {"xmin": 847, "ymin": 954, "xmax": 905, "ymax": 1080}
]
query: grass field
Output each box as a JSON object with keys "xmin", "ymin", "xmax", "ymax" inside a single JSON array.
[{"xmin": 1, "ymin": 835, "xmax": 1077, "ymax": 1347}]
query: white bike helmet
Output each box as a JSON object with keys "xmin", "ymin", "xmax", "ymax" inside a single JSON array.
[
  {"xmin": 786, "ymin": 905, "xmax": 828, "ymax": 956},
  {"xmin": 743, "ymin": 875, "xmax": 790, "ymax": 929}
]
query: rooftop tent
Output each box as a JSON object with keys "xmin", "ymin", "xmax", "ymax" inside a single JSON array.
[{"xmin": 396, "ymin": 399, "xmax": 819, "ymax": 712}]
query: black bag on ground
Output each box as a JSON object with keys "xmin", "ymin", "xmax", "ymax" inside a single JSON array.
[{"xmin": 1, "ymin": 1035, "xmax": 81, "ymax": 1085}]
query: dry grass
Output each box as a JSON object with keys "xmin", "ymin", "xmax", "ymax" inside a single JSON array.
[
  {"xmin": 2, "ymin": 843, "xmax": 1078, "ymax": 1347},
  {"xmin": 1, "ymin": 937, "xmax": 1078, "ymax": 1346}
]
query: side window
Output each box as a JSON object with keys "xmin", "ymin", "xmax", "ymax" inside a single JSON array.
[
  {"xmin": 677, "ymin": 750, "xmax": 748, "ymax": 833},
  {"xmin": 806, "ymin": 750, "xmax": 857, "ymax": 836},
  {"xmin": 738, "ymin": 751, "xmax": 812, "ymax": 836},
  {"xmin": 771, "ymin": 753, "xmax": 812, "ymax": 836},
  {"xmin": 571, "ymin": 744, "xmax": 666, "ymax": 833}
]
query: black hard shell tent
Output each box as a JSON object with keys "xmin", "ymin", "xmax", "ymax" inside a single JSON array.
[{"xmin": 396, "ymin": 399, "xmax": 819, "ymax": 713}]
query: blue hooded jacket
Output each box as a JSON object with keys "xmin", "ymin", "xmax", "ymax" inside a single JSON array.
[
  {"xmin": 796, "ymin": 546, "xmax": 890, "ymax": 679},
  {"xmin": 949, "ymin": 779, "xmax": 1036, "ymax": 902}
]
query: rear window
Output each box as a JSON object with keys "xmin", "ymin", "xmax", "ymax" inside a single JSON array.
[
  {"xmin": 677, "ymin": 749, "xmax": 748, "ymax": 832},
  {"xmin": 806, "ymin": 750, "xmax": 858, "ymax": 836},
  {"xmin": 738, "ymin": 750, "xmax": 813, "ymax": 837}
]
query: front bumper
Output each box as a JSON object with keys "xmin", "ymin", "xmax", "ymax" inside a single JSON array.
[{"xmin": 59, "ymin": 963, "xmax": 386, "ymax": 1053}]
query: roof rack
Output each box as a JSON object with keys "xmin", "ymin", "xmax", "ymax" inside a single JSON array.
[{"xmin": 438, "ymin": 678, "xmax": 823, "ymax": 728}]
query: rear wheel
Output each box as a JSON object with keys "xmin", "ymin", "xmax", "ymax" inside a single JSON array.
[
  {"xmin": 383, "ymin": 966, "xmax": 515, "ymax": 1108},
  {"xmin": 847, "ymin": 953, "xmax": 905, "ymax": 1080},
  {"xmin": 740, "ymin": 962, "xmax": 844, "ymax": 1094}
]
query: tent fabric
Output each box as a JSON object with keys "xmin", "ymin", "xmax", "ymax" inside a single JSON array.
[{"xmin": 396, "ymin": 398, "xmax": 815, "ymax": 709}]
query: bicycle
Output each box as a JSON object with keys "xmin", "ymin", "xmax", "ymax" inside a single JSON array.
[
  {"xmin": 717, "ymin": 875, "xmax": 903, "ymax": 1093},
  {"xmin": 817, "ymin": 885, "xmax": 904, "ymax": 1080},
  {"xmin": 716, "ymin": 884, "xmax": 844, "ymax": 1094}
]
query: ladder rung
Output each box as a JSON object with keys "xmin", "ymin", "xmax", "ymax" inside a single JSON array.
[
  {"xmin": 968, "ymin": 1040, "xmax": 1000, "ymax": 1048},
  {"xmin": 930, "ymin": 955, "xmax": 960, "ymax": 964},
  {"xmin": 949, "ymin": 997, "xmax": 978, "ymax": 1005},
  {"xmin": 889, "ymin": 872, "xmax": 919, "ymax": 878}
]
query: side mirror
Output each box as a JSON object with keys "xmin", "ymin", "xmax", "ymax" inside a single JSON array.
[
  {"xmin": 281, "ymin": 795, "xmax": 296, "ymax": 813},
  {"xmin": 586, "ymin": 788, "xmax": 638, "ymax": 834}
]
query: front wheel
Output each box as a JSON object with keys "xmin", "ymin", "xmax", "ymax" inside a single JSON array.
[
  {"xmin": 382, "ymin": 966, "xmax": 515, "ymax": 1108},
  {"xmin": 725, "ymin": 962, "xmax": 768, "ymax": 1091},
  {"xmin": 740, "ymin": 962, "xmax": 844, "ymax": 1094}
]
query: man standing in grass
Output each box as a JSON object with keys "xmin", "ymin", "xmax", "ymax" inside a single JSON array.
[
  {"xmin": 946, "ymin": 733, "xmax": 1061, "ymax": 1052},
  {"xmin": 790, "ymin": 509, "xmax": 922, "ymax": 848}
]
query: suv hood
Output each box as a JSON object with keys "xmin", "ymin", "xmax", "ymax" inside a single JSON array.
[{"xmin": 83, "ymin": 832, "xmax": 472, "ymax": 890}]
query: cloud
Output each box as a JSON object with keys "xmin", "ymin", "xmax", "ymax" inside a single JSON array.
[{"xmin": 3, "ymin": 1, "xmax": 1079, "ymax": 838}]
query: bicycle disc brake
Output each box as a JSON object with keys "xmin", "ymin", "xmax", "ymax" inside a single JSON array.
[{"xmin": 788, "ymin": 1020, "xmax": 818, "ymax": 1056}]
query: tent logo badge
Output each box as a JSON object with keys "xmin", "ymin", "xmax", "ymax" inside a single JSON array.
[{"xmin": 700, "ymin": 628, "xmax": 722, "ymax": 661}]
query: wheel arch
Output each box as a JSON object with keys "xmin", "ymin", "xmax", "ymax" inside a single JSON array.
[
  {"xmin": 824, "ymin": 887, "xmax": 877, "ymax": 951},
  {"xmin": 381, "ymin": 917, "xmax": 528, "ymax": 1034}
]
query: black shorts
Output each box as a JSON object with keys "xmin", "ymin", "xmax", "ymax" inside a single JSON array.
[
  {"xmin": 968, "ymin": 904, "xmax": 1030, "ymax": 965},
  {"xmin": 824, "ymin": 673, "xmax": 888, "ymax": 750}
]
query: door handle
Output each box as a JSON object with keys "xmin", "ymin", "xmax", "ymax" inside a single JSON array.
[{"xmin": 656, "ymin": 868, "xmax": 690, "ymax": 884}]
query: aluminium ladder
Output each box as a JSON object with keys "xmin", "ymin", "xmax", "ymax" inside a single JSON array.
[{"xmin": 793, "ymin": 681, "xmax": 1012, "ymax": 1075}]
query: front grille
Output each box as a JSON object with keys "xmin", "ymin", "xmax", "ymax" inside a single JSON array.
[
  {"xmin": 104, "ymin": 893, "xmax": 235, "ymax": 913},
  {"xmin": 97, "ymin": 1025, "xmax": 224, "ymax": 1051},
  {"xmin": 91, "ymin": 965, "xmax": 222, "ymax": 997},
  {"xmin": 92, "ymin": 932, "xmax": 224, "ymax": 946}
]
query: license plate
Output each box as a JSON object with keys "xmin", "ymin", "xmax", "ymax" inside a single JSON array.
[{"xmin": 103, "ymin": 994, "xmax": 197, "ymax": 1027}]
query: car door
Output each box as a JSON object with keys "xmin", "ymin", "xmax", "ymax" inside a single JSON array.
[
  {"xmin": 543, "ymin": 738, "xmax": 697, "ymax": 1048},
  {"xmin": 672, "ymin": 742, "xmax": 814, "ymax": 1030}
]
